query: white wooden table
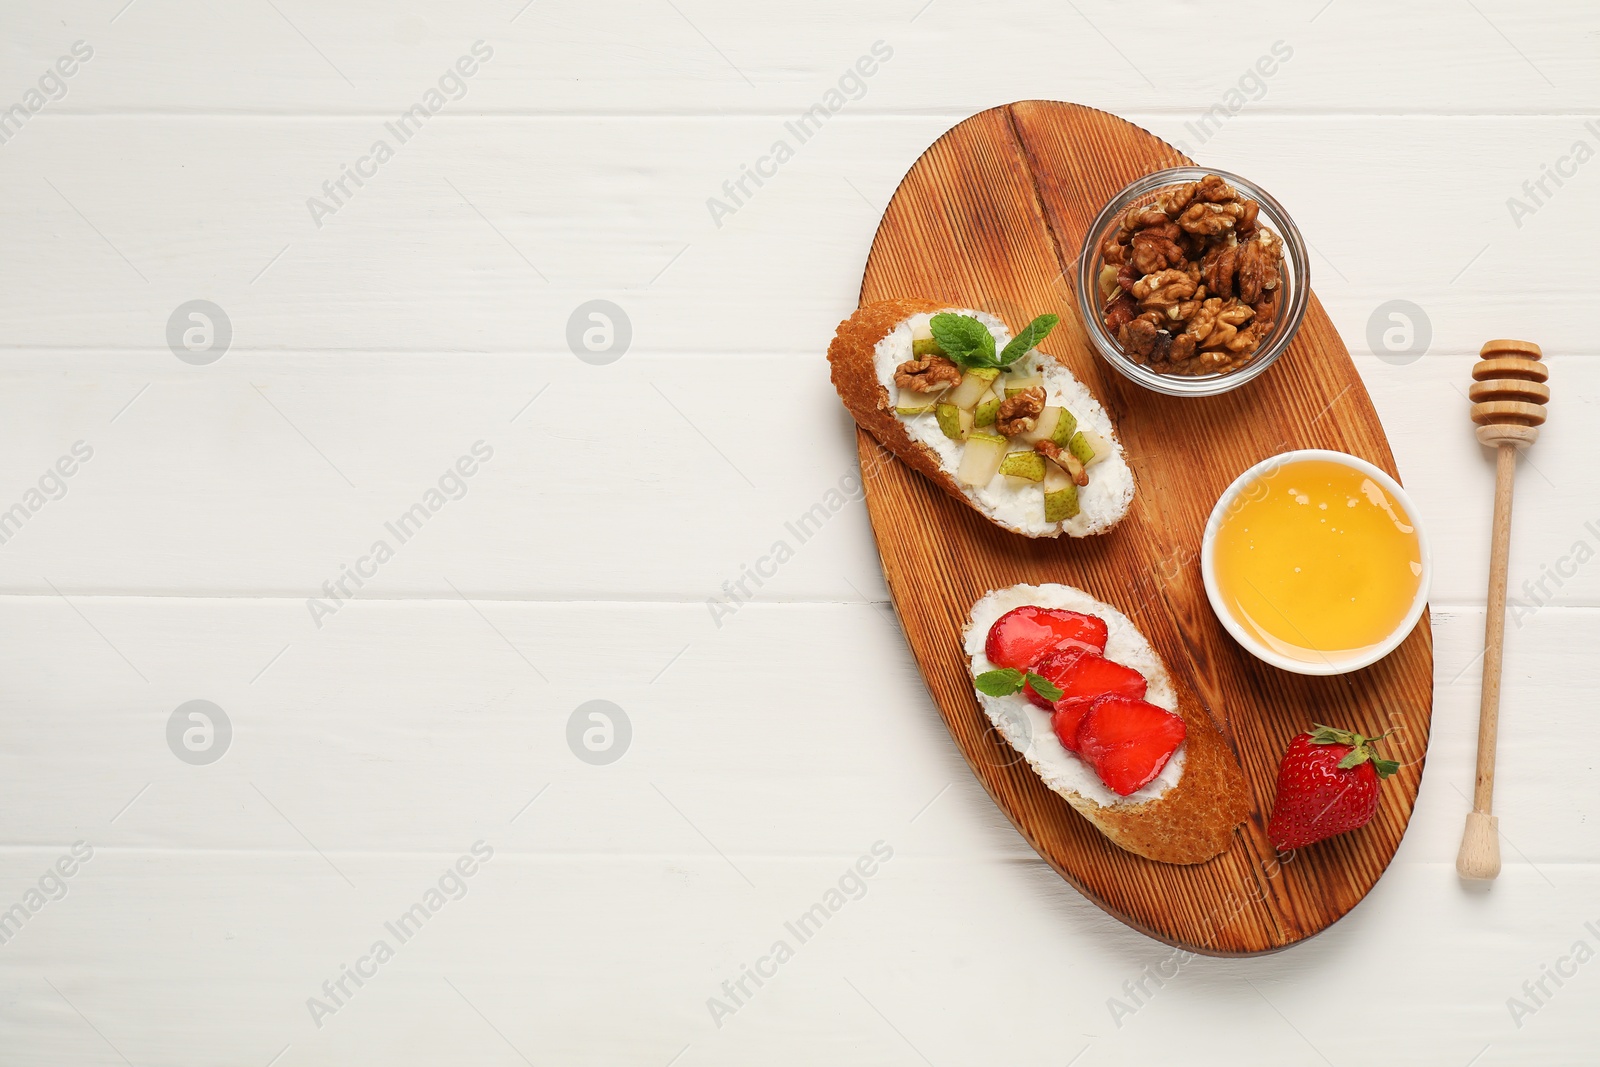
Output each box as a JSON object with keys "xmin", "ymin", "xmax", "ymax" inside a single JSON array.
[{"xmin": 1, "ymin": 2, "xmax": 1596, "ymax": 1063}]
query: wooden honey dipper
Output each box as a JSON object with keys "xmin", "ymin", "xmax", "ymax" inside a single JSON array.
[{"xmin": 1457, "ymin": 339, "xmax": 1548, "ymax": 881}]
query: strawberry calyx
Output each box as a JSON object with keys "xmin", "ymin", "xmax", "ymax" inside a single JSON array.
[{"xmin": 1306, "ymin": 723, "xmax": 1400, "ymax": 779}]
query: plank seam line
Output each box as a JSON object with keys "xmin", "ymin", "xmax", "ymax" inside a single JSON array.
[
  {"xmin": 29, "ymin": 109, "xmax": 1600, "ymax": 120},
  {"xmin": 1001, "ymin": 104, "xmax": 1075, "ymax": 287},
  {"xmin": 0, "ymin": 595, "xmax": 1568, "ymax": 609},
  {"xmin": 0, "ymin": 348, "xmax": 1584, "ymax": 358}
]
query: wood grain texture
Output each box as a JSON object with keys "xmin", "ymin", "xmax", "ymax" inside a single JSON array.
[{"xmin": 853, "ymin": 101, "xmax": 1434, "ymax": 955}]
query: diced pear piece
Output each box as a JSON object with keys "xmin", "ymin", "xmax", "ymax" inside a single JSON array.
[
  {"xmin": 1017, "ymin": 406, "xmax": 1061, "ymax": 445},
  {"xmin": 936, "ymin": 402, "xmax": 973, "ymax": 441},
  {"xmin": 1044, "ymin": 479, "xmax": 1080, "ymax": 522},
  {"xmin": 973, "ymin": 396, "xmax": 1000, "ymax": 428},
  {"xmin": 1042, "ymin": 458, "xmax": 1079, "ymax": 521},
  {"xmin": 956, "ymin": 432, "xmax": 1008, "ymax": 487},
  {"xmin": 1077, "ymin": 428, "xmax": 1111, "ymax": 466},
  {"xmin": 1051, "ymin": 409, "xmax": 1078, "ymax": 447},
  {"xmin": 997, "ymin": 450, "xmax": 1045, "ymax": 483},
  {"xmin": 946, "ymin": 368, "xmax": 1000, "ymax": 410},
  {"xmin": 894, "ymin": 386, "xmax": 945, "ymax": 415},
  {"xmin": 1067, "ymin": 431, "xmax": 1096, "ymax": 467},
  {"xmin": 1004, "ymin": 374, "xmax": 1045, "ymax": 397},
  {"xmin": 911, "ymin": 319, "xmax": 934, "ymax": 343},
  {"xmin": 912, "ymin": 337, "xmax": 945, "ymax": 357}
]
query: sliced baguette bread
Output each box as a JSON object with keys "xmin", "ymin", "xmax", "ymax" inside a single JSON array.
[{"xmin": 965, "ymin": 583, "xmax": 1248, "ymax": 864}]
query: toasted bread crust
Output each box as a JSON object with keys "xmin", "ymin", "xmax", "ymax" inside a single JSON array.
[
  {"xmin": 827, "ymin": 299, "xmax": 973, "ymax": 512},
  {"xmin": 828, "ymin": 299, "xmax": 1130, "ymax": 538}
]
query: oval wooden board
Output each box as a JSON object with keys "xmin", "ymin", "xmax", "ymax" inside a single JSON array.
[{"xmin": 855, "ymin": 102, "xmax": 1433, "ymax": 955}]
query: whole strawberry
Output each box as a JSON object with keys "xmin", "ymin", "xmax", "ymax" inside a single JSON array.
[{"xmin": 1268, "ymin": 725, "xmax": 1399, "ymax": 850}]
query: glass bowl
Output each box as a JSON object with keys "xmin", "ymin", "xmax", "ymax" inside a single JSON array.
[{"xmin": 1075, "ymin": 167, "xmax": 1310, "ymax": 398}]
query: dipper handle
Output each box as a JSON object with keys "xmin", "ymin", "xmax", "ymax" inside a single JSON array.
[{"xmin": 1457, "ymin": 339, "xmax": 1546, "ymax": 881}]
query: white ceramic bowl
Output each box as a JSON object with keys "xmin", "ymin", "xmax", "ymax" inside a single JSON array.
[{"xmin": 1200, "ymin": 449, "xmax": 1431, "ymax": 676}]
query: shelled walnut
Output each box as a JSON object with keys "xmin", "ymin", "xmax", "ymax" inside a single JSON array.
[
  {"xmin": 893, "ymin": 355, "xmax": 962, "ymax": 392},
  {"xmin": 995, "ymin": 386, "xmax": 1045, "ymax": 436},
  {"xmin": 1097, "ymin": 174, "xmax": 1284, "ymax": 377}
]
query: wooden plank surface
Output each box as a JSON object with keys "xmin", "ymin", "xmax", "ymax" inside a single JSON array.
[
  {"xmin": 0, "ymin": 114, "xmax": 1593, "ymax": 357},
  {"xmin": 856, "ymin": 102, "xmax": 1433, "ymax": 954}
]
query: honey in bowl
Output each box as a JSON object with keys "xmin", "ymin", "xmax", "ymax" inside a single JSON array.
[{"xmin": 1211, "ymin": 458, "xmax": 1423, "ymax": 664}]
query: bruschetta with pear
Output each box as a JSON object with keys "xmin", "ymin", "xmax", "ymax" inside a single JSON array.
[{"xmin": 828, "ymin": 299, "xmax": 1134, "ymax": 537}]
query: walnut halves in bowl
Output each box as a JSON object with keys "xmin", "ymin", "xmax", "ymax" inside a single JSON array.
[
  {"xmin": 1098, "ymin": 174, "xmax": 1282, "ymax": 377},
  {"xmin": 1076, "ymin": 168, "xmax": 1310, "ymax": 398}
]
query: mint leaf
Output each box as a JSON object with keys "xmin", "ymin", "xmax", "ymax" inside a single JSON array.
[
  {"xmin": 929, "ymin": 313, "xmax": 997, "ymax": 369},
  {"xmin": 999, "ymin": 314, "xmax": 1060, "ymax": 366},
  {"xmin": 1024, "ymin": 672, "xmax": 1063, "ymax": 702},
  {"xmin": 974, "ymin": 668, "xmax": 1025, "ymax": 697}
]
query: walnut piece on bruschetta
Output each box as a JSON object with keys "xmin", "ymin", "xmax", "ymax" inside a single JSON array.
[
  {"xmin": 827, "ymin": 299, "xmax": 1134, "ymax": 538},
  {"xmin": 967, "ymin": 583, "xmax": 1248, "ymax": 864}
]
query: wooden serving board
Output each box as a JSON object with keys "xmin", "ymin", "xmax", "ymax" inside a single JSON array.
[{"xmin": 856, "ymin": 102, "xmax": 1433, "ymax": 955}]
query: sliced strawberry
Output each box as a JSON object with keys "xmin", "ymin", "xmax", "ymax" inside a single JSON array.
[
  {"xmin": 1076, "ymin": 695, "xmax": 1186, "ymax": 797},
  {"xmin": 1051, "ymin": 701, "xmax": 1093, "ymax": 753},
  {"xmin": 1023, "ymin": 647, "xmax": 1148, "ymax": 713},
  {"xmin": 985, "ymin": 606, "xmax": 1108, "ymax": 671}
]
